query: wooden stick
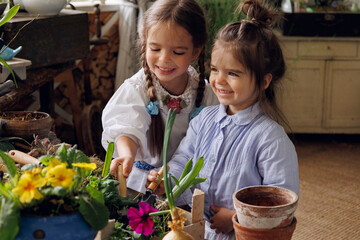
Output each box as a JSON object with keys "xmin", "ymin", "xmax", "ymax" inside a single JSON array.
[
  {"xmin": 147, "ymin": 165, "xmax": 169, "ymax": 192},
  {"xmin": 8, "ymin": 150, "xmax": 40, "ymax": 165},
  {"xmin": 117, "ymin": 164, "xmax": 127, "ymax": 197}
]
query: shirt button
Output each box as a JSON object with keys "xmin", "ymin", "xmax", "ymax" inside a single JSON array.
[
  {"xmin": 211, "ymin": 158, "xmax": 215, "ymax": 163},
  {"xmin": 219, "ymin": 136, "xmax": 223, "ymax": 141}
]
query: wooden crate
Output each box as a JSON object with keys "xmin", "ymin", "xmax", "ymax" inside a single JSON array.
[{"xmin": 95, "ymin": 188, "xmax": 205, "ymax": 240}]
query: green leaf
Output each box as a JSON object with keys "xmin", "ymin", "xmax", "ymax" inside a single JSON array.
[
  {"xmin": 0, "ymin": 141, "xmax": 14, "ymax": 152},
  {"xmin": 20, "ymin": 163, "xmax": 39, "ymax": 172},
  {"xmin": 179, "ymin": 158, "xmax": 193, "ymax": 182},
  {"xmin": 162, "ymin": 109, "xmax": 177, "ymax": 211},
  {"xmin": 188, "ymin": 178, "xmax": 206, "ymax": 189},
  {"xmin": 102, "ymin": 142, "xmax": 114, "ymax": 177},
  {"xmin": 170, "ymin": 175, "xmax": 180, "ymax": 187},
  {"xmin": 79, "ymin": 195, "xmax": 110, "ymax": 230},
  {"xmin": 0, "ymin": 197, "xmax": 20, "ymax": 240},
  {"xmin": 56, "ymin": 143, "xmax": 68, "ymax": 162},
  {"xmin": 172, "ymin": 156, "xmax": 205, "ymax": 200},
  {"xmin": 0, "ymin": 151, "xmax": 17, "ymax": 180},
  {"xmin": 38, "ymin": 155, "xmax": 54, "ymax": 166},
  {"xmin": 72, "ymin": 148, "xmax": 90, "ymax": 163},
  {"xmin": 41, "ymin": 186, "xmax": 68, "ymax": 197},
  {"xmin": 0, "ymin": 181, "xmax": 11, "ymax": 198},
  {"xmin": 85, "ymin": 185, "xmax": 104, "ymax": 204},
  {"xmin": 0, "ymin": 5, "xmax": 20, "ymax": 27}
]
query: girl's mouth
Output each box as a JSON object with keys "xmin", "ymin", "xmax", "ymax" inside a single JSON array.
[
  {"xmin": 217, "ymin": 89, "xmax": 233, "ymax": 95},
  {"xmin": 156, "ymin": 66, "xmax": 175, "ymax": 75}
]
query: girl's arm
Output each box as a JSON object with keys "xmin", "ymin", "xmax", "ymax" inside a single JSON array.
[
  {"xmin": 109, "ymin": 136, "xmax": 138, "ymax": 178},
  {"xmin": 258, "ymin": 135, "xmax": 299, "ymax": 195}
]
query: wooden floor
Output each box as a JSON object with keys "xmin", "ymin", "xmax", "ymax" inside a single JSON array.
[{"xmin": 291, "ymin": 134, "xmax": 360, "ymax": 240}]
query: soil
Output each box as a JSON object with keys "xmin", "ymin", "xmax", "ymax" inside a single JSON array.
[{"xmin": 0, "ymin": 112, "xmax": 48, "ymax": 121}]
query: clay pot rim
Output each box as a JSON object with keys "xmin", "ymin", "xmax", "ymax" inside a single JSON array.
[
  {"xmin": 0, "ymin": 111, "xmax": 50, "ymax": 122},
  {"xmin": 233, "ymin": 185, "xmax": 298, "ymax": 210},
  {"xmin": 232, "ymin": 213, "xmax": 297, "ymax": 231}
]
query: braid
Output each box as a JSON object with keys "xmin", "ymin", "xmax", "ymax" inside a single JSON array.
[
  {"xmin": 141, "ymin": 45, "xmax": 164, "ymax": 156},
  {"xmin": 195, "ymin": 49, "xmax": 206, "ymax": 107}
]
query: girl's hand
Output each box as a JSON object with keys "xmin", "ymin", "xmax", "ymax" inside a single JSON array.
[
  {"xmin": 109, "ymin": 157, "xmax": 134, "ymax": 179},
  {"xmin": 110, "ymin": 136, "xmax": 138, "ymax": 179},
  {"xmin": 146, "ymin": 170, "xmax": 165, "ymax": 195},
  {"xmin": 209, "ymin": 206, "xmax": 235, "ymax": 234}
]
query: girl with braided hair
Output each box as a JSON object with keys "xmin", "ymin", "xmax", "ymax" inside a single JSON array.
[
  {"xmin": 147, "ymin": 0, "xmax": 299, "ymax": 239},
  {"xmin": 101, "ymin": 0, "xmax": 218, "ymax": 194}
]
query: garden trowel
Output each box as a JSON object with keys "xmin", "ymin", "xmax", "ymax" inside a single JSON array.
[{"xmin": 134, "ymin": 165, "xmax": 169, "ymax": 205}]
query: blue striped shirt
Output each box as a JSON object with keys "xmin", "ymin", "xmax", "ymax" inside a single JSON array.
[{"xmin": 168, "ymin": 103, "xmax": 299, "ymax": 239}]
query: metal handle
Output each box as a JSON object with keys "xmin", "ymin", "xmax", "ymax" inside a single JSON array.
[
  {"xmin": 147, "ymin": 165, "xmax": 169, "ymax": 192},
  {"xmin": 117, "ymin": 164, "xmax": 127, "ymax": 197}
]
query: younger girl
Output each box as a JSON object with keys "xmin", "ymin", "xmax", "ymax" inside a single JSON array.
[
  {"xmin": 147, "ymin": 0, "xmax": 299, "ymax": 239},
  {"xmin": 101, "ymin": 0, "xmax": 218, "ymax": 194}
]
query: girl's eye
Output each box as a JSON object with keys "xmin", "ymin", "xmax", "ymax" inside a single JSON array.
[
  {"xmin": 151, "ymin": 48, "xmax": 160, "ymax": 52},
  {"xmin": 174, "ymin": 51, "xmax": 185, "ymax": 55},
  {"xmin": 210, "ymin": 67, "xmax": 218, "ymax": 72},
  {"xmin": 229, "ymin": 72, "xmax": 239, "ymax": 77}
]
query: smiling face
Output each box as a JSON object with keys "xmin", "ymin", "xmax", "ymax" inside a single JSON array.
[
  {"xmin": 209, "ymin": 46, "xmax": 258, "ymax": 115},
  {"xmin": 146, "ymin": 21, "xmax": 201, "ymax": 95}
]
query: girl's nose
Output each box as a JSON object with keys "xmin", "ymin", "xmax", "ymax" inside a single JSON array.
[
  {"xmin": 215, "ymin": 73, "xmax": 227, "ymax": 85},
  {"xmin": 159, "ymin": 50, "xmax": 171, "ymax": 63}
]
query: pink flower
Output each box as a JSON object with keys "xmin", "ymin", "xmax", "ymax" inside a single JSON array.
[
  {"xmin": 127, "ymin": 202, "xmax": 159, "ymax": 235},
  {"xmin": 166, "ymin": 97, "xmax": 182, "ymax": 113}
]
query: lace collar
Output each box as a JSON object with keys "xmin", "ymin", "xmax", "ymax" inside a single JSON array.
[{"xmin": 152, "ymin": 67, "xmax": 199, "ymax": 113}]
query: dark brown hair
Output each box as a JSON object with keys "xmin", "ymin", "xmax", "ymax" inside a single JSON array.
[
  {"xmin": 139, "ymin": 0, "xmax": 208, "ymax": 156},
  {"xmin": 213, "ymin": 0, "xmax": 289, "ymax": 128}
]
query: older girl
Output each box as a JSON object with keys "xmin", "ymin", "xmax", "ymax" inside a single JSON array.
[{"xmin": 102, "ymin": 0, "xmax": 218, "ymax": 194}]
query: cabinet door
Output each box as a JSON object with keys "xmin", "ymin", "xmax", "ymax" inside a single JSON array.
[
  {"xmin": 324, "ymin": 61, "xmax": 360, "ymax": 130},
  {"xmin": 278, "ymin": 60, "xmax": 325, "ymax": 132}
]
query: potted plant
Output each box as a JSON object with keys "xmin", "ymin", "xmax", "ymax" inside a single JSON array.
[{"xmin": 0, "ymin": 143, "xmax": 120, "ymax": 239}]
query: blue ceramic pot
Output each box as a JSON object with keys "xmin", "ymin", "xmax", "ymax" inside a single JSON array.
[{"xmin": 16, "ymin": 213, "xmax": 97, "ymax": 240}]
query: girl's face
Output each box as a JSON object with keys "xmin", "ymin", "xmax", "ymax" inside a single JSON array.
[
  {"xmin": 146, "ymin": 22, "xmax": 201, "ymax": 95},
  {"xmin": 210, "ymin": 46, "xmax": 258, "ymax": 115}
]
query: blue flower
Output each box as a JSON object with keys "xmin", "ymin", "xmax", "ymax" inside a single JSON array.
[
  {"xmin": 190, "ymin": 105, "xmax": 205, "ymax": 120},
  {"xmin": 146, "ymin": 101, "xmax": 159, "ymax": 115}
]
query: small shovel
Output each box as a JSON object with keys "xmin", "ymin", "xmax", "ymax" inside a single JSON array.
[{"xmin": 134, "ymin": 165, "xmax": 169, "ymax": 205}]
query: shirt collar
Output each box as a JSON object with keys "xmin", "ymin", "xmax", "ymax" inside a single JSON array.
[{"xmin": 215, "ymin": 103, "xmax": 262, "ymax": 126}]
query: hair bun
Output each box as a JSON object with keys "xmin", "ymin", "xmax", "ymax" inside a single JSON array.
[{"xmin": 239, "ymin": 0, "xmax": 279, "ymax": 28}]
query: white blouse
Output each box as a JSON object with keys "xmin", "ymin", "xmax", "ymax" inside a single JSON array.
[{"xmin": 101, "ymin": 66, "xmax": 219, "ymax": 193}]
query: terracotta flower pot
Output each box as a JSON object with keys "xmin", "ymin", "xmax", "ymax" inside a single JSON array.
[
  {"xmin": 232, "ymin": 214, "xmax": 297, "ymax": 240},
  {"xmin": 233, "ymin": 185, "xmax": 298, "ymax": 229},
  {"xmin": 0, "ymin": 111, "xmax": 53, "ymax": 141}
]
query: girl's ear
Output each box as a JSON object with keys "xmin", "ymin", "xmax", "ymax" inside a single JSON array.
[
  {"xmin": 264, "ymin": 73, "xmax": 272, "ymax": 90},
  {"xmin": 192, "ymin": 46, "xmax": 203, "ymax": 60}
]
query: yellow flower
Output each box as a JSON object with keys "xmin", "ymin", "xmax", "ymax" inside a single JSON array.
[
  {"xmin": 48, "ymin": 157, "xmax": 63, "ymax": 168},
  {"xmin": 12, "ymin": 173, "xmax": 46, "ymax": 203},
  {"xmin": 26, "ymin": 167, "xmax": 42, "ymax": 175},
  {"xmin": 46, "ymin": 164, "xmax": 76, "ymax": 188},
  {"xmin": 72, "ymin": 162, "xmax": 96, "ymax": 170}
]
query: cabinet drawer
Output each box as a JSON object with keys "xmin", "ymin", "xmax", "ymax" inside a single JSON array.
[{"xmin": 298, "ymin": 41, "xmax": 358, "ymax": 58}]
